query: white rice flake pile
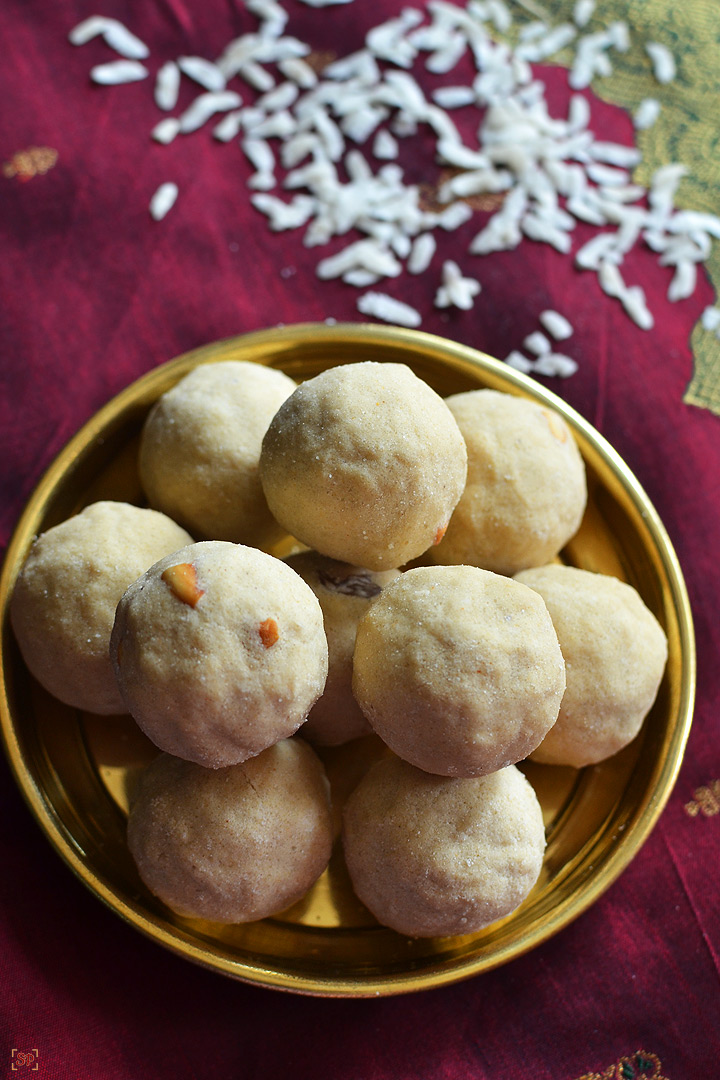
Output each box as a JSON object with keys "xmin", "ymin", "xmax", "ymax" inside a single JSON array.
[{"xmin": 68, "ymin": 1, "xmax": 718, "ymax": 378}]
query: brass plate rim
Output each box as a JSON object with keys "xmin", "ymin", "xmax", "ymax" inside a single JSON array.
[{"xmin": 0, "ymin": 322, "xmax": 696, "ymax": 997}]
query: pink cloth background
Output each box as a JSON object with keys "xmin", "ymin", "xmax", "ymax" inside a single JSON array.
[{"xmin": 1, "ymin": 2, "xmax": 719, "ymax": 1077}]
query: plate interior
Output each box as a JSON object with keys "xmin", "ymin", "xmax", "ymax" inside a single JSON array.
[{"xmin": 0, "ymin": 324, "xmax": 694, "ymax": 996}]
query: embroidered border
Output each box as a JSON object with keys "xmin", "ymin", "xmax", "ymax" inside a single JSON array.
[
  {"xmin": 3, "ymin": 146, "xmax": 58, "ymax": 181},
  {"xmin": 684, "ymin": 779, "xmax": 720, "ymax": 818},
  {"xmin": 573, "ymin": 1049, "xmax": 668, "ymax": 1080}
]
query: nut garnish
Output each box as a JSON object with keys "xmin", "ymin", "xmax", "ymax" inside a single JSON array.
[
  {"xmin": 259, "ymin": 618, "xmax": 279, "ymax": 648},
  {"xmin": 161, "ymin": 563, "xmax": 205, "ymax": 607}
]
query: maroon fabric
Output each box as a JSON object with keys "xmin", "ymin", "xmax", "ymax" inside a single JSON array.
[{"xmin": 1, "ymin": 2, "xmax": 719, "ymax": 1077}]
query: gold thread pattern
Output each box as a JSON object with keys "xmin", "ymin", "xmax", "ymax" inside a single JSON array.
[
  {"xmin": 3, "ymin": 147, "xmax": 58, "ymax": 181},
  {"xmin": 574, "ymin": 1049, "xmax": 668, "ymax": 1080},
  {"xmin": 684, "ymin": 778, "xmax": 720, "ymax": 818},
  {"xmin": 538, "ymin": 0, "xmax": 720, "ymax": 415}
]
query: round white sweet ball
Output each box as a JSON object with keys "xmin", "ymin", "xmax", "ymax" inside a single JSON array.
[
  {"xmin": 111, "ymin": 541, "xmax": 328, "ymax": 767},
  {"xmin": 10, "ymin": 501, "xmax": 192, "ymax": 714},
  {"xmin": 352, "ymin": 565, "xmax": 565, "ymax": 777},
  {"xmin": 128, "ymin": 740, "xmax": 333, "ymax": 923},
  {"xmin": 260, "ymin": 362, "xmax": 468, "ymax": 570},
  {"xmin": 139, "ymin": 361, "xmax": 296, "ymax": 549},
  {"xmin": 343, "ymin": 756, "xmax": 546, "ymax": 937},
  {"xmin": 515, "ymin": 565, "xmax": 668, "ymax": 767},
  {"xmin": 430, "ymin": 390, "xmax": 586, "ymax": 575}
]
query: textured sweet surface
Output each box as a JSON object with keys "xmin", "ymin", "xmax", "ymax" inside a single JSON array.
[
  {"xmin": 430, "ymin": 390, "xmax": 587, "ymax": 574},
  {"xmin": 516, "ymin": 565, "xmax": 668, "ymax": 767},
  {"xmin": 260, "ymin": 362, "xmax": 468, "ymax": 570},
  {"xmin": 111, "ymin": 540, "xmax": 328, "ymax": 767},
  {"xmin": 128, "ymin": 740, "xmax": 333, "ymax": 923},
  {"xmin": 352, "ymin": 564, "xmax": 566, "ymax": 777},
  {"xmin": 139, "ymin": 360, "xmax": 296, "ymax": 549},
  {"xmin": 10, "ymin": 501, "xmax": 192, "ymax": 714},
  {"xmin": 343, "ymin": 756, "xmax": 546, "ymax": 937},
  {"xmin": 284, "ymin": 551, "xmax": 400, "ymax": 746}
]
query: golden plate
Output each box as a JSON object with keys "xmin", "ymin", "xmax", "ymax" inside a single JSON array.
[{"xmin": 0, "ymin": 323, "xmax": 695, "ymax": 996}]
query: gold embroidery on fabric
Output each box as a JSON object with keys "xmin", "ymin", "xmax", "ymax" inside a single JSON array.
[
  {"xmin": 3, "ymin": 147, "xmax": 58, "ymax": 181},
  {"xmin": 479, "ymin": 0, "xmax": 720, "ymax": 415},
  {"xmin": 684, "ymin": 778, "xmax": 720, "ymax": 817},
  {"xmin": 574, "ymin": 1049, "xmax": 668, "ymax": 1080},
  {"xmin": 543, "ymin": 0, "xmax": 720, "ymax": 415}
]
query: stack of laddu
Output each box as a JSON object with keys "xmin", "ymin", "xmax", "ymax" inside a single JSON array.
[{"xmin": 10, "ymin": 357, "xmax": 667, "ymax": 935}]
